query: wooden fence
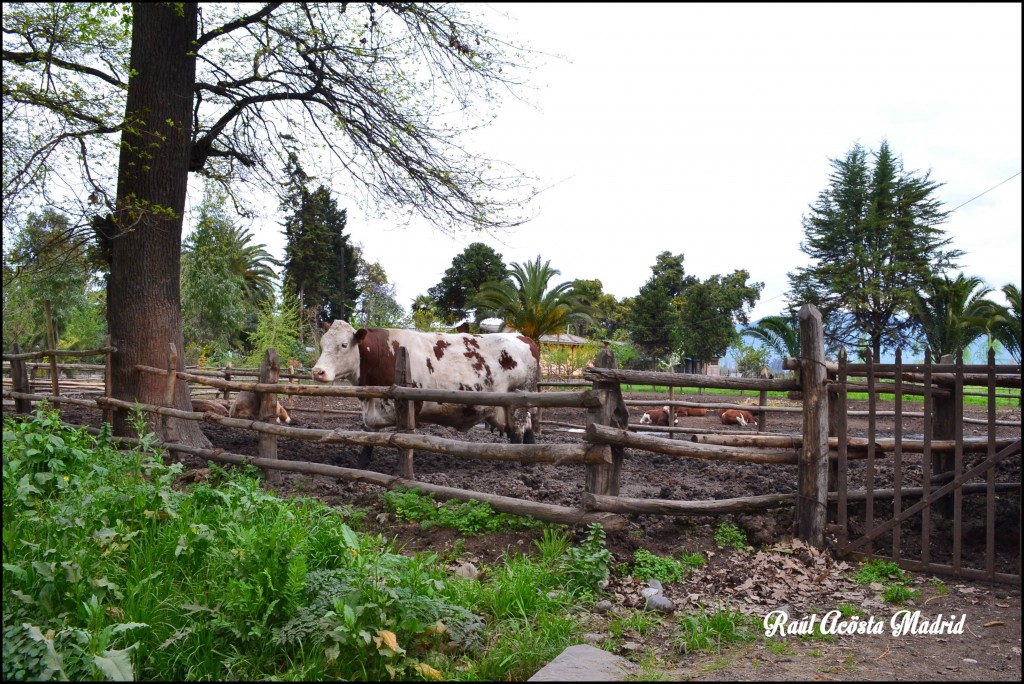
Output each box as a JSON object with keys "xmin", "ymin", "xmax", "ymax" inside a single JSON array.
[{"xmin": 3, "ymin": 305, "xmax": 1020, "ymax": 582}]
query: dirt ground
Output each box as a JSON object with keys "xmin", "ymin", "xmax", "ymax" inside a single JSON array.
[{"xmin": 10, "ymin": 390, "xmax": 1021, "ymax": 681}]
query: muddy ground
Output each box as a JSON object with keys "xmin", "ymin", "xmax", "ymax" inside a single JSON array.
[{"xmin": 9, "ymin": 391, "xmax": 1021, "ymax": 680}]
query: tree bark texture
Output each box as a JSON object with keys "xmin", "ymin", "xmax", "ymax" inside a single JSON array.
[{"xmin": 107, "ymin": 3, "xmax": 208, "ymax": 445}]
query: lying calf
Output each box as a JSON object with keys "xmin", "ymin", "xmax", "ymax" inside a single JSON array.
[
  {"xmin": 719, "ymin": 408, "xmax": 757, "ymax": 427},
  {"xmin": 228, "ymin": 391, "xmax": 295, "ymax": 424},
  {"xmin": 191, "ymin": 399, "xmax": 229, "ymax": 416},
  {"xmin": 639, "ymin": 406, "xmax": 673, "ymax": 426},
  {"xmin": 675, "ymin": 406, "xmax": 709, "ymax": 419}
]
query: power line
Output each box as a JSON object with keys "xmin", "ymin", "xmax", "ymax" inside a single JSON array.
[{"xmin": 948, "ymin": 171, "xmax": 1021, "ymax": 213}]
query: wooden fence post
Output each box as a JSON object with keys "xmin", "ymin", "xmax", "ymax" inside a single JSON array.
[
  {"xmin": 286, "ymin": 360, "xmax": 296, "ymax": 409},
  {"xmin": 798, "ymin": 304, "xmax": 828, "ymax": 548},
  {"xmin": 258, "ymin": 349, "xmax": 281, "ymax": 484},
  {"xmin": 43, "ymin": 300, "xmax": 60, "ymax": 406},
  {"xmin": 393, "ymin": 346, "xmax": 416, "ymax": 480},
  {"xmin": 103, "ymin": 334, "xmax": 114, "ymax": 427},
  {"xmin": 933, "ymin": 353, "xmax": 955, "ymax": 516},
  {"xmin": 757, "ymin": 388, "xmax": 768, "ymax": 433},
  {"xmin": 223, "ymin": 362, "xmax": 233, "ymax": 401},
  {"xmin": 10, "ymin": 342, "xmax": 32, "ymax": 414},
  {"xmin": 161, "ymin": 344, "xmax": 180, "ymax": 444},
  {"xmin": 585, "ymin": 344, "xmax": 628, "ymax": 497},
  {"xmin": 826, "ymin": 366, "xmax": 841, "ymax": 521}
]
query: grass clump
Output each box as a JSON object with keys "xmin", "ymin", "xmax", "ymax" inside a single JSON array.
[
  {"xmin": 853, "ymin": 559, "xmax": 909, "ymax": 585},
  {"xmin": 673, "ymin": 607, "xmax": 756, "ymax": 655},
  {"xmin": 383, "ymin": 487, "xmax": 545, "ymax": 535},
  {"xmin": 713, "ymin": 521, "xmax": 749, "ymax": 551},
  {"xmin": 630, "ymin": 549, "xmax": 701, "ymax": 585},
  {"xmin": 853, "ymin": 560, "xmax": 921, "ymax": 605}
]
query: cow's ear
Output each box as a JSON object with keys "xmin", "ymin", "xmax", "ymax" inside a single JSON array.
[
  {"xmin": 321, "ymin": 320, "xmax": 333, "ymax": 332},
  {"xmin": 354, "ymin": 328, "xmax": 368, "ymax": 344}
]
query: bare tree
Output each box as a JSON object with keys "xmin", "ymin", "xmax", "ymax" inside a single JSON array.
[{"xmin": 3, "ymin": 3, "xmax": 541, "ymax": 443}]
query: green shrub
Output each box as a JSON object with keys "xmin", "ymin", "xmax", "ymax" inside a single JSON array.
[
  {"xmin": 382, "ymin": 488, "xmax": 544, "ymax": 535},
  {"xmin": 674, "ymin": 607, "xmax": 755, "ymax": 655},
  {"xmin": 631, "ymin": 549, "xmax": 693, "ymax": 585},
  {"xmin": 713, "ymin": 521, "xmax": 749, "ymax": 551}
]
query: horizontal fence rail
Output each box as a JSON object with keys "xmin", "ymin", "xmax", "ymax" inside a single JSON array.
[{"xmin": 7, "ymin": 314, "xmax": 1019, "ymax": 585}]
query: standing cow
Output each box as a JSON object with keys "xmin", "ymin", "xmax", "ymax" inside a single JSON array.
[{"xmin": 312, "ymin": 320, "xmax": 539, "ymax": 467}]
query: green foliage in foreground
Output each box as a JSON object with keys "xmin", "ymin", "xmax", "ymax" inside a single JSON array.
[
  {"xmin": 853, "ymin": 559, "xmax": 911, "ymax": 586},
  {"xmin": 630, "ymin": 549, "xmax": 702, "ymax": 585},
  {"xmin": 713, "ymin": 522, "xmax": 750, "ymax": 551},
  {"xmin": 673, "ymin": 607, "xmax": 756, "ymax": 655},
  {"xmin": 3, "ymin": 410, "xmax": 614, "ymax": 681},
  {"xmin": 383, "ymin": 487, "xmax": 546, "ymax": 535}
]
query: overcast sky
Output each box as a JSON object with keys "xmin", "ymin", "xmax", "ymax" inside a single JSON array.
[{"xmin": 211, "ymin": 2, "xmax": 1023, "ymax": 323}]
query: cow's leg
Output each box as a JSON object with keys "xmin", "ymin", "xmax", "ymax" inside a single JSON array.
[{"xmin": 357, "ymin": 445, "xmax": 374, "ymax": 468}]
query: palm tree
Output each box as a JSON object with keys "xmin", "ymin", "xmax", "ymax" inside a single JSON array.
[
  {"xmin": 742, "ymin": 314, "xmax": 800, "ymax": 364},
  {"xmin": 223, "ymin": 224, "xmax": 279, "ymax": 309},
  {"xmin": 990, "ymin": 283, "xmax": 1021, "ymax": 362},
  {"xmin": 469, "ymin": 255, "xmax": 593, "ymax": 341},
  {"xmin": 909, "ymin": 273, "xmax": 994, "ymax": 359}
]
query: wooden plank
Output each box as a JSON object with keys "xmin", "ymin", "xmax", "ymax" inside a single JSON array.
[
  {"xmin": 584, "ymin": 366, "xmax": 799, "ymax": 392},
  {"xmin": 585, "ymin": 346, "xmax": 628, "ymax": 496},
  {"xmin": 987, "ymin": 348, "xmax": 996, "ymax": 580},
  {"xmin": 138, "ymin": 365, "xmax": 599, "ymax": 407},
  {"xmin": 758, "ymin": 389, "xmax": 769, "ymax": 432},
  {"xmin": 160, "ymin": 344, "xmax": 180, "ymax": 443},
  {"xmin": 103, "ymin": 335, "xmax": 114, "ymax": 427},
  {"xmin": 892, "ymin": 348, "xmax": 903, "ymax": 562},
  {"xmin": 588, "ymin": 423, "xmax": 798, "ymax": 463},
  {"xmin": 798, "ymin": 304, "xmax": 828, "ymax": 548},
  {"xmin": 394, "ymin": 346, "xmax": 415, "ymax": 480},
  {"xmin": 626, "ymin": 398, "xmax": 802, "ymax": 412},
  {"xmin": 43, "ymin": 300, "xmax": 60, "ymax": 406},
  {"xmin": 866, "ymin": 347, "xmax": 876, "ymax": 557},
  {"xmin": 91, "ymin": 393, "xmax": 599, "ymax": 463},
  {"xmin": 837, "ymin": 349, "xmax": 849, "ymax": 549},
  {"xmin": 10, "ymin": 343, "xmax": 32, "ymax": 414},
  {"xmin": 838, "ymin": 439, "xmax": 1021, "ymax": 554},
  {"xmin": 258, "ymin": 349, "xmax": 281, "ymax": 484},
  {"xmin": 922, "ymin": 349, "xmax": 933, "ymax": 566},
  {"xmin": 584, "ymin": 491, "xmax": 796, "ymax": 515},
  {"xmin": 953, "ymin": 351, "xmax": 964, "ymax": 575}
]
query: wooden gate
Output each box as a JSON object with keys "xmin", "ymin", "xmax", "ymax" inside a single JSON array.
[{"xmin": 830, "ymin": 347, "xmax": 1021, "ymax": 584}]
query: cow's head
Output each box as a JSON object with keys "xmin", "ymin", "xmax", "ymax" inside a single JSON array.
[{"xmin": 312, "ymin": 320, "xmax": 366, "ymax": 383}]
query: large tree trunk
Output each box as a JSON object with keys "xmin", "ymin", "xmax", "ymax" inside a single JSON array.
[{"xmin": 107, "ymin": 3, "xmax": 209, "ymax": 447}]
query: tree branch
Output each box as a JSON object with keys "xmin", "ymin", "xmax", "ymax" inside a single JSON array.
[
  {"xmin": 2, "ymin": 50, "xmax": 124, "ymax": 88},
  {"xmin": 195, "ymin": 2, "xmax": 285, "ymax": 49}
]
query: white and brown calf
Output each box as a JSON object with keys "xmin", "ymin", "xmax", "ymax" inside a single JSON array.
[
  {"xmin": 639, "ymin": 406, "xmax": 673, "ymax": 426},
  {"xmin": 719, "ymin": 408, "xmax": 757, "ymax": 427},
  {"xmin": 228, "ymin": 390, "xmax": 294, "ymax": 424}
]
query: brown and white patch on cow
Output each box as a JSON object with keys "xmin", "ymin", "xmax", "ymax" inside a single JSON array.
[
  {"xmin": 516, "ymin": 335, "xmax": 540, "ymax": 363},
  {"xmin": 433, "ymin": 339, "xmax": 450, "ymax": 360},
  {"xmin": 357, "ymin": 329, "xmax": 398, "ymax": 386},
  {"xmin": 461, "ymin": 335, "xmax": 493, "ymax": 386},
  {"xmin": 498, "ymin": 349, "xmax": 518, "ymax": 371}
]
